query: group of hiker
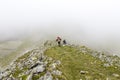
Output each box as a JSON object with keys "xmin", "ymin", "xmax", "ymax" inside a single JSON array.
[{"xmin": 56, "ymin": 36, "xmax": 67, "ymax": 47}]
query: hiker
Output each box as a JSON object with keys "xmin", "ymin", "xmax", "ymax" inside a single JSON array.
[
  {"xmin": 56, "ymin": 37, "xmax": 62, "ymax": 47},
  {"xmin": 63, "ymin": 39, "xmax": 67, "ymax": 46}
]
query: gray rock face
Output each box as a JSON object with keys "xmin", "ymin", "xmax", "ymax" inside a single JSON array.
[
  {"xmin": 2, "ymin": 71, "xmax": 11, "ymax": 77},
  {"xmin": 32, "ymin": 65, "xmax": 45, "ymax": 74},
  {"xmin": 30, "ymin": 63, "xmax": 40, "ymax": 69},
  {"xmin": 38, "ymin": 72, "xmax": 53, "ymax": 80},
  {"xmin": 1, "ymin": 42, "xmax": 63, "ymax": 80}
]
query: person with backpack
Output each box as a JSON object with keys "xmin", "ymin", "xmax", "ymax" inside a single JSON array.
[
  {"xmin": 56, "ymin": 36, "xmax": 62, "ymax": 47},
  {"xmin": 63, "ymin": 39, "xmax": 67, "ymax": 46}
]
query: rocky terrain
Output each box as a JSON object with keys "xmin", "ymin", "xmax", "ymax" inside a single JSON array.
[
  {"xmin": 0, "ymin": 41, "xmax": 120, "ymax": 80},
  {"xmin": 0, "ymin": 41, "xmax": 64, "ymax": 80}
]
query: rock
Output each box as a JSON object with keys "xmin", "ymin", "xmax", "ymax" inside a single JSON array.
[
  {"xmin": 38, "ymin": 72, "xmax": 53, "ymax": 80},
  {"xmin": 54, "ymin": 60, "xmax": 61, "ymax": 65},
  {"xmin": 10, "ymin": 64, "xmax": 16, "ymax": 71},
  {"xmin": 2, "ymin": 71, "xmax": 11, "ymax": 77},
  {"xmin": 25, "ymin": 70, "xmax": 32, "ymax": 75},
  {"xmin": 50, "ymin": 63, "xmax": 56, "ymax": 70},
  {"xmin": 26, "ymin": 72, "xmax": 33, "ymax": 80},
  {"xmin": 32, "ymin": 65, "xmax": 45, "ymax": 74},
  {"xmin": 25, "ymin": 58, "xmax": 35, "ymax": 65},
  {"xmin": 103, "ymin": 63, "xmax": 110, "ymax": 67},
  {"xmin": 44, "ymin": 72, "xmax": 53, "ymax": 80},
  {"xmin": 0, "ymin": 73, "xmax": 2, "ymax": 80},
  {"xmin": 80, "ymin": 70, "xmax": 88, "ymax": 74},
  {"xmin": 1, "ymin": 43, "xmax": 63, "ymax": 80},
  {"xmin": 36, "ymin": 61, "xmax": 43, "ymax": 65},
  {"xmin": 17, "ymin": 63, "xmax": 23, "ymax": 70},
  {"xmin": 49, "ymin": 60, "xmax": 61, "ymax": 70},
  {"xmin": 6, "ymin": 77, "xmax": 13, "ymax": 80},
  {"xmin": 48, "ymin": 57, "xmax": 53, "ymax": 61},
  {"xmin": 44, "ymin": 61, "xmax": 48, "ymax": 66},
  {"xmin": 31, "ymin": 57, "xmax": 37, "ymax": 61},
  {"xmin": 112, "ymin": 73, "xmax": 119, "ymax": 77},
  {"xmin": 52, "ymin": 70, "xmax": 62, "ymax": 76},
  {"xmin": 30, "ymin": 63, "xmax": 39, "ymax": 69},
  {"xmin": 9, "ymin": 74, "xmax": 15, "ymax": 80}
]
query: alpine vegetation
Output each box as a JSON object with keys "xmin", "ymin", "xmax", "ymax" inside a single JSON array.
[{"xmin": 0, "ymin": 40, "xmax": 120, "ymax": 80}]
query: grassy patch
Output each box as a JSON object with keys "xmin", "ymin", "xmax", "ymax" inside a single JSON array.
[
  {"xmin": 21, "ymin": 75, "xmax": 28, "ymax": 80},
  {"xmin": 45, "ymin": 46, "xmax": 120, "ymax": 80}
]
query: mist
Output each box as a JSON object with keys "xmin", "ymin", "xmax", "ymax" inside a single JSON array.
[{"xmin": 0, "ymin": 0, "xmax": 120, "ymax": 55}]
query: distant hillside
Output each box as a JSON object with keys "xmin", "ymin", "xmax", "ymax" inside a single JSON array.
[{"xmin": 0, "ymin": 41, "xmax": 120, "ymax": 80}]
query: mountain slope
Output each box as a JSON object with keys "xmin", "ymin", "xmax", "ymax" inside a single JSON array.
[
  {"xmin": 45, "ymin": 45, "xmax": 120, "ymax": 80},
  {"xmin": 0, "ymin": 41, "xmax": 120, "ymax": 80}
]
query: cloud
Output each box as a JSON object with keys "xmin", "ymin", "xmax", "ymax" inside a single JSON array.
[{"xmin": 0, "ymin": 0, "xmax": 120, "ymax": 55}]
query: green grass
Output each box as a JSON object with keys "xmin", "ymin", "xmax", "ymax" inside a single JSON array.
[
  {"xmin": 21, "ymin": 75, "xmax": 28, "ymax": 80},
  {"xmin": 44, "ymin": 46, "xmax": 120, "ymax": 80}
]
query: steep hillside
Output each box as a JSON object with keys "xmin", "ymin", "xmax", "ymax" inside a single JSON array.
[{"xmin": 0, "ymin": 41, "xmax": 120, "ymax": 80}]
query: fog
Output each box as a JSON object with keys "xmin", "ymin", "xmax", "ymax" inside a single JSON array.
[{"xmin": 0, "ymin": 0, "xmax": 120, "ymax": 55}]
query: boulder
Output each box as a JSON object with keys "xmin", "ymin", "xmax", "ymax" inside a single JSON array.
[
  {"xmin": 30, "ymin": 63, "xmax": 39, "ymax": 69},
  {"xmin": 52, "ymin": 70, "xmax": 62, "ymax": 76},
  {"xmin": 32, "ymin": 65, "xmax": 45, "ymax": 74},
  {"xmin": 38, "ymin": 72, "xmax": 53, "ymax": 80}
]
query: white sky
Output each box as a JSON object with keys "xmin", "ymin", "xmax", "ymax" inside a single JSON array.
[{"xmin": 0, "ymin": 0, "xmax": 120, "ymax": 55}]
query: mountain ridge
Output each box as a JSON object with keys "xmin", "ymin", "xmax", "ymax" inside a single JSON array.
[{"xmin": 0, "ymin": 40, "xmax": 120, "ymax": 80}]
